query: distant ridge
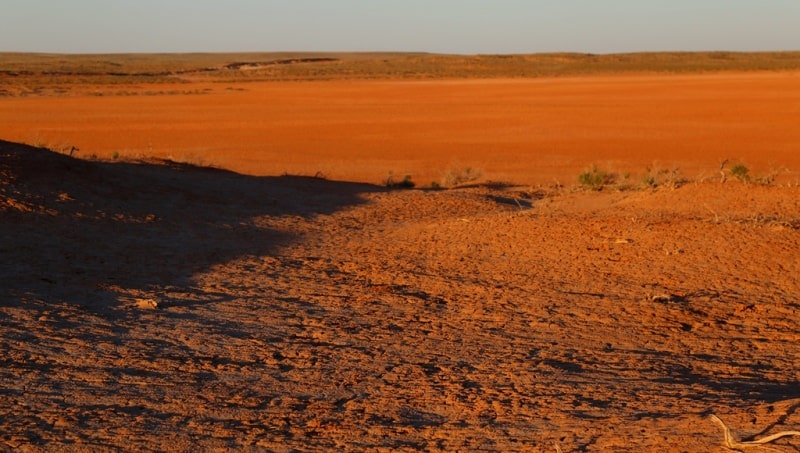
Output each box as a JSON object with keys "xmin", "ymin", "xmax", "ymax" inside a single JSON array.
[{"xmin": 2, "ymin": 51, "xmax": 800, "ymax": 88}]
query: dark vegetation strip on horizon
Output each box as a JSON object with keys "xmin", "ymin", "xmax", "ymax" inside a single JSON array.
[{"xmin": 2, "ymin": 51, "xmax": 800, "ymax": 86}]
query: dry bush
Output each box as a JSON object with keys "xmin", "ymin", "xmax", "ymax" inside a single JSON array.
[
  {"xmin": 385, "ymin": 172, "xmax": 415, "ymax": 189},
  {"xmin": 642, "ymin": 164, "xmax": 687, "ymax": 189},
  {"xmin": 439, "ymin": 166, "xmax": 483, "ymax": 188}
]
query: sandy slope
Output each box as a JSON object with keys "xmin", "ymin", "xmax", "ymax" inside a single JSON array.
[{"xmin": 2, "ymin": 140, "xmax": 800, "ymax": 452}]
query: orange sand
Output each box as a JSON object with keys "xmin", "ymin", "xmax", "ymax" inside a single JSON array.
[
  {"xmin": 2, "ymin": 72, "xmax": 799, "ymax": 185},
  {"xmin": 2, "ymin": 72, "xmax": 800, "ymax": 452}
]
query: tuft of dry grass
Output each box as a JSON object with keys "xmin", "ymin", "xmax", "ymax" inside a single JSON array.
[
  {"xmin": 439, "ymin": 166, "xmax": 483, "ymax": 188},
  {"xmin": 642, "ymin": 164, "xmax": 687, "ymax": 190}
]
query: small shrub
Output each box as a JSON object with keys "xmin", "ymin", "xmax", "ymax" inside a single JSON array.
[
  {"xmin": 386, "ymin": 172, "xmax": 415, "ymax": 189},
  {"xmin": 642, "ymin": 165, "xmax": 686, "ymax": 189},
  {"xmin": 578, "ymin": 165, "xmax": 613, "ymax": 190},
  {"xmin": 729, "ymin": 164, "xmax": 750, "ymax": 182}
]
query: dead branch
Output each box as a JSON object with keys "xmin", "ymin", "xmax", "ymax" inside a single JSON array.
[{"xmin": 710, "ymin": 414, "xmax": 800, "ymax": 451}]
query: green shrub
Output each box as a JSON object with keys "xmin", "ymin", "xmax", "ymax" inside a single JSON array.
[
  {"xmin": 729, "ymin": 164, "xmax": 750, "ymax": 182},
  {"xmin": 578, "ymin": 165, "xmax": 613, "ymax": 190}
]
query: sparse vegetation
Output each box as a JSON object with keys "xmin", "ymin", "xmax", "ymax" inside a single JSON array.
[
  {"xmin": 575, "ymin": 163, "xmax": 694, "ymax": 191},
  {"xmin": 642, "ymin": 164, "xmax": 686, "ymax": 190},
  {"xmin": 24, "ymin": 136, "xmax": 81, "ymax": 157},
  {"xmin": 440, "ymin": 166, "xmax": 482, "ymax": 188},
  {"xmin": 754, "ymin": 167, "xmax": 785, "ymax": 186},
  {"xmin": 570, "ymin": 161, "xmax": 793, "ymax": 192},
  {"xmin": 729, "ymin": 163, "xmax": 750, "ymax": 182},
  {"xmin": 385, "ymin": 172, "xmax": 415, "ymax": 189},
  {"xmin": 578, "ymin": 165, "xmax": 614, "ymax": 190}
]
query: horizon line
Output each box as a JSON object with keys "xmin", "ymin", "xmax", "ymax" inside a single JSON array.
[{"xmin": 2, "ymin": 49, "xmax": 800, "ymax": 57}]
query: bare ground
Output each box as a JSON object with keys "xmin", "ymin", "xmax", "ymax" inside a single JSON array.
[{"xmin": 2, "ymin": 140, "xmax": 800, "ymax": 452}]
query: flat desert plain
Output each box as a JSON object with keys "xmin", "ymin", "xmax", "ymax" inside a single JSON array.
[
  {"xmin": 2, "ymin": 67, "xmax": 800, "ymax": 452},
  {"xmin": 3, "ymin": 72, "xmax": 800, "ymax": 185}
]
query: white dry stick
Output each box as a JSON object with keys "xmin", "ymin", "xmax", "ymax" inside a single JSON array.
[
  {"xmin": 704, "ymin": 203, "xmax": 721, "ymax": 223},
  {"xmin": 710, "ymin": 414, "xmax": 800, "ymax": 452}
]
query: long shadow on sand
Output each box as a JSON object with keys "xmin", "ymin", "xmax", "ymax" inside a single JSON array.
[
  {"xmin": 0, "ymin": 139, "xmax": 382, "ymax": 309},
  {"xmin": 0, "ymin": 139, "xmax": 394, "ymax": 448}
]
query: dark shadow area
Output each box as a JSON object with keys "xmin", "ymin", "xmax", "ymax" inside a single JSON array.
[
  {"xmin": 0, "ymin": 139, "xmax": 385, "ymax": 310},
  {"xmin": 619, "ymin": 349, "xmax": 800, "ymax": 407},
  {"xmin": 535, "ymin": 345, "xmax": 800, "ymax": 419},
  {"xmin": 0, "ymin": 138, "xmax": 386, "ymax": 448},
  {"xmin": 487, "ymin": 194, "xmax": 533, "ymax": 209}
]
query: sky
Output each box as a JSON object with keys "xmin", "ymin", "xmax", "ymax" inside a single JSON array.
[{"xmin": 1, "ymin": 0, "xmax": 798, "ymax": 54}]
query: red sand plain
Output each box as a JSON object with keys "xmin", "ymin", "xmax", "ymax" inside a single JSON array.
[
  {"xmin": 2, "ymin": 72, "xmax": 800, "ymax": 452},
  {"xmin": 2, "ymin": 72, "xmax": 800, "ymax": 185}
]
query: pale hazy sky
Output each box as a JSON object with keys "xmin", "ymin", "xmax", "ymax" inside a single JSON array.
[{"xmin": 1, "ymin": 0, "xmax": 798, "ymax": 54}]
